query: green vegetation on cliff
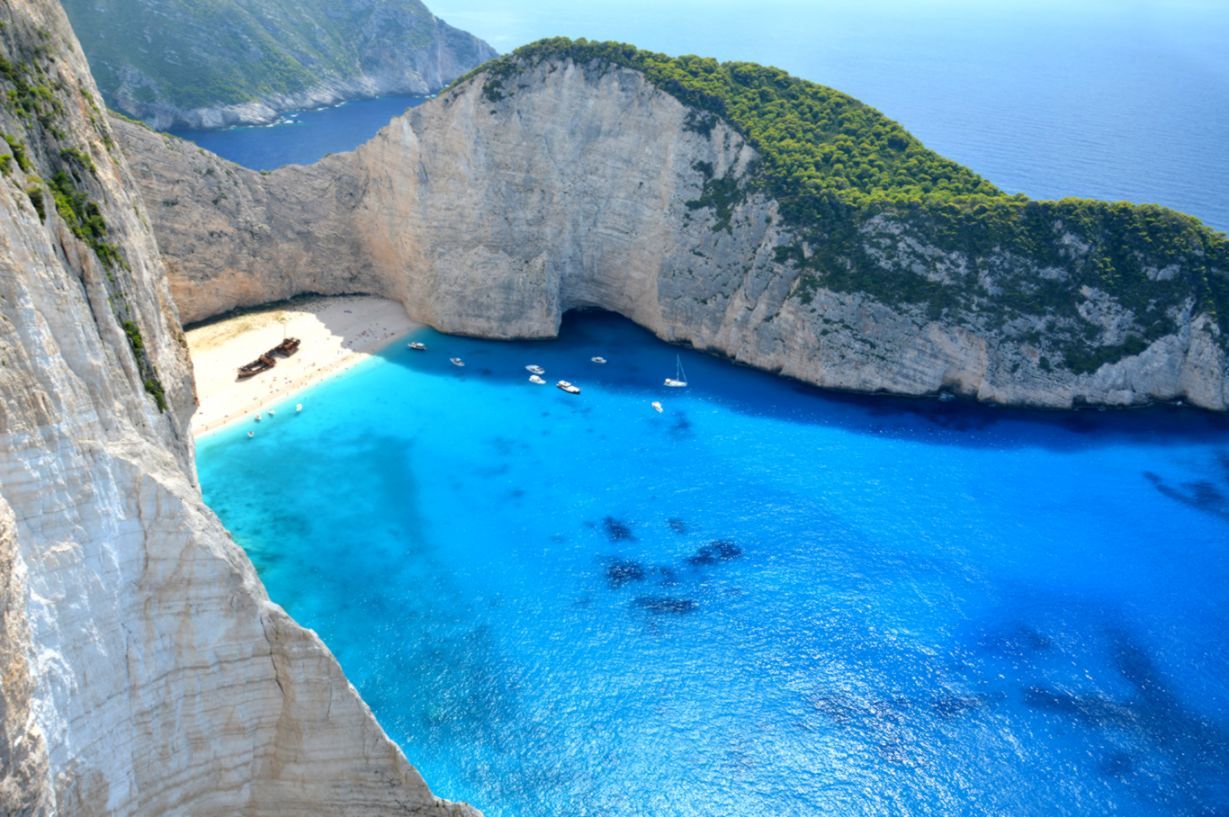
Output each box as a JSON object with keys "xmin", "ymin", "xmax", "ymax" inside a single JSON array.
[
  {"xmin": 462, "ymin": 38, "xmax": 1000, "ymax": 206},
  {"xmin": 464, "ymin": 39, "xmax": 1229, "ymax": 371},
  {"xmin": 0, "ymin": 9, "xmax": 166, "ymax": 410},
  {"xmin": 59, "ymin": 0, "xmax": 494, "ymax": 123}
]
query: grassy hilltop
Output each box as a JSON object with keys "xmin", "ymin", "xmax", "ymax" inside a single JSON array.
[{"xmin": 461, "ymin": 39, "xmax": 1229, "ymax": 372}]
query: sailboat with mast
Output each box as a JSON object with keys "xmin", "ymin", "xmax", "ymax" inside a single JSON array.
[{"xmin": 664, "ymin": 355, "xmax": 688, "ymax": 388}]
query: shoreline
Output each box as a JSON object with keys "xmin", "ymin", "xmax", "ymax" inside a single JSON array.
[{"xmin": 186, "ymin": 295, "xmax": 422, "ymax": 438}]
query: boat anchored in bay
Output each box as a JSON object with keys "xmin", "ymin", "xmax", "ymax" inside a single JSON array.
[{"xmin": 664, "ymin": 355, "xmax": 688, "ymax": 388}]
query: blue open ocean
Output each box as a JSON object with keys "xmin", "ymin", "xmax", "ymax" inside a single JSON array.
[{"xmin": 197, "ymin": 313, "xmax": 1229, "ymax": 816}]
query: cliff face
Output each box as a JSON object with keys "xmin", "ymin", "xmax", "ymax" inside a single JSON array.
[
  {"xmin": 118, "ymin": 54, "xmax": 1229, "ymax": 411},
  {"xmin": 59, "ymin": 0, "xmax": 496, "ymax": 129},
  {"xmin": 0, "ymin": 2, "xmax": 475, "ymax": 815}
]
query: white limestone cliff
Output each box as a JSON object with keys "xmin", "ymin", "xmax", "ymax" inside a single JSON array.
[
  {"xmin": 0, "ymin": 2, "xmax": 477, "ymax": 814},
  {"xmin": 117, "ymin": 59, "xmax": 1228, "ymax": 411}
]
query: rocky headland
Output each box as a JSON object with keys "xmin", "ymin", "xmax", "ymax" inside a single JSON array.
[
  {"xmin": 118, "ymin": 40, "xmax": 1229, "ymax": 411},
  {"xmin": 59, "ymin": 0, "xmax": 496, "ymax": 129}
]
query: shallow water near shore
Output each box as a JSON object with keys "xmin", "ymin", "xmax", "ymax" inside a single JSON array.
[{"xmin": 197, "ymin": 312, "xmax": 1229, "ymax": 816}]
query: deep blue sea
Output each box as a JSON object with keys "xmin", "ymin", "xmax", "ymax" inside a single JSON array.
[
  {"xmin": 168, "ymin": 93, "xmax": 428, "ymax": 170},
  {"xmin": 178, "ymin": 0, "xmax": 1229, "ymax": 233},
  {"xmin": 197, "ymin": 312, "xmax": 1229, "ymax": 817}
]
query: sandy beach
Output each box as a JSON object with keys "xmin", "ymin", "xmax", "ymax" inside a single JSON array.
[{"xmin": 186, "ymin": 295, "xmax": 421, "ymax": 437}]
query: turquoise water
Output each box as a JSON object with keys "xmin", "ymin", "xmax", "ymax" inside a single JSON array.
[
  {"xmin": 197, "ymin": 312, "xmax": 1229, "ymax": 816},
  {"xmin": 177, "ymin": 1, "xmax": 1229, "ymax": 233}
]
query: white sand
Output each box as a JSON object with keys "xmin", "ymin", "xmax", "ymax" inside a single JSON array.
[{"xmin": 187, "ymin": 295, "xmax": 421, "ymax": 438}]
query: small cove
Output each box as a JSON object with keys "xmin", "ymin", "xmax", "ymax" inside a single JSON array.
[
  {"xmin": 182, "ymin": 4, "xmax": 1229, "ymax": 812},
  {"xmin": 197, "ymin": 311, "xmax": 1229, "ymax": 816}
]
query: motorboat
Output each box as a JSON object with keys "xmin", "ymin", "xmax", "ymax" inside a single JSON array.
[
  {"xmin": 529, "ymin": 374, "xmax": 546, "ymax": 385},
  {"xmin": 556, "ymin": 380, "xmax": 581, "ymax": 395},
  {"xmin": 450, "ymin": 357, "xmax": 466, "ymax": 367},
  {"xmin": 651, "ymin": 401, "xmax": 663, "ymax": 413},
  {"xmin": 408, "ymin": 341, "xmax": 428, "ymax": 351},
  {"xmin": 591, "ymin": 356, "xmax": 607, "ymax": 364},
  {"xmin": 525, "ymin": 364, "xmax": 545, "ymax": 375}
]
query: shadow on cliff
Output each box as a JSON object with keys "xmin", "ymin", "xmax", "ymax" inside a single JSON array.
[{"xmin": 360, "ymin": 308, "xmax": 1229, "ymax": 455}]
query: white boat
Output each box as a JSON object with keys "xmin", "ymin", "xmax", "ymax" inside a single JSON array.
[
  {"xmin": 651, "ymin": 401, "xmax": 663, "ymax": 413},
  {"xmin": 556, "ymin": 380, "xmax": 581, "ymax": 395},
  {"xmin": 525, "ymin": 364, "xmax": 545, "ymax": 375},
  {"xmin": 528, "ymin": 374, "xmax": 546, "ymax": 385},
  {"xmin": 408, "ymin": 341, "xmax": 427, "ymax": 351},
  {"xmin": 450, "ymin": 357, "xmax": 465, "ymax": 367},
  {"xmin": 664, "ymin": 355, "xmax": 688, "ymax": 388},
  {"xmin": 295, "ymin": 403, "xmax": 303, "ymax": 413},
  {"xmin": 591, "ymin": 356, "xmax": 607, "ymax": 364}
]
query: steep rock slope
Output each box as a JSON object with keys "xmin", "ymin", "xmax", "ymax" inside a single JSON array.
[
  {"xmin": 60, "ymin": 0, "xmax": 496, "ymax": 129},
  {"xmin": 118, "ymin": 41, "xmax": 1229, "ymax": 410},
  {"xmin": 0, "ymin": 2, "xmax": 475, "ymax": 815}
]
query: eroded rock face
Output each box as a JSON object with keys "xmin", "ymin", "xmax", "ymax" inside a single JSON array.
[
  {"xmin": 117, "ymin": 58, "xmax": 1228, "ymax": 411},
  {"xmin": 0, "ymin": 2, "xmax": 476, "ymax": 815}
]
